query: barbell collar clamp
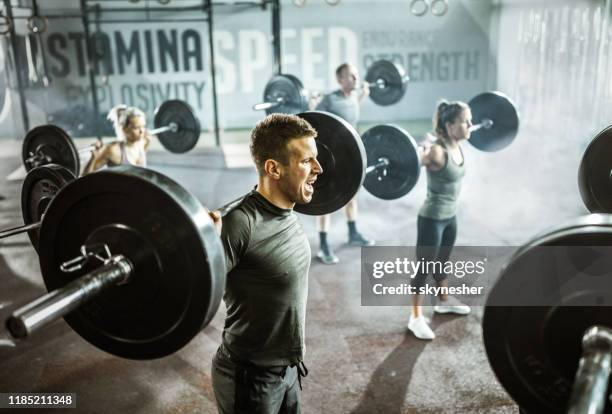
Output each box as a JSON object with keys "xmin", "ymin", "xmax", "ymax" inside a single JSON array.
[
  {"xmin": 150, "ymin": 122, "xmax": 178, "ymax": 135},
  {"xmin": 363, "ymin": 79, "xmax": 387, "ymax": 90},
  {"xmin": 469, "ymin": 118, "xmax": 494, "ymax": 133},
  {"xmin": 0, "ymin": 221, "xmax": 42, "ymax": 240},
  {"xmin": 567, "ymin": 326, "xmax": 612, "ymax": 414},
  {"xmin": 253, "ymin": 98, "xmax": 284, "ymax": 111},
  {"xmin": 6, "ymin": 254, "xmax": 133, "ymax": 339},
  {"xmin": 365, "ymin": 158, "xmax": 390, "ymax": 175}
]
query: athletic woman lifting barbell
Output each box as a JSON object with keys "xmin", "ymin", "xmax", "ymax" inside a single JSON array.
[
  {"xmin": 83, "ymin": 105, "xmax": 151, "ymax": 174},
  {"xmin": 407, "ymin": 100, "xmax": 473, "ymax": 340}
]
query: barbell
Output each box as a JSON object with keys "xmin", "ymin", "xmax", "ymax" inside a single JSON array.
[
  {"xmin": 0, "ymin": 164, "xmax": 75, "ymax": 252},
  {"xmin": 22, "ymin": 99, "xmax": 201, "ymax": 176},
  {"xmin": 483, "ymin": 214, "xmax": 612, "ymax": 414},
  {"xmin": 358, "ymin": 91, "xmax": 520, "ymax": 201},
  {"xmin": 253, "ymin": 60, "xmax": 410, "ymax": 114}
]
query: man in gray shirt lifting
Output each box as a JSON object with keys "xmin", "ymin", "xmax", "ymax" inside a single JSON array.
[
  {"xmin": 210, "ymin": 114, "xmax": 321, "ymax": 413},
  {"xmin": 314, "ymin": 63, "xmax": 374, "ymax": 264}
]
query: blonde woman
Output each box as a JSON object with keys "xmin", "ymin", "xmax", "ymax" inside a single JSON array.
[{"xmin": 83, "ymin": 105, "xmax": 151, "ymax": 174}]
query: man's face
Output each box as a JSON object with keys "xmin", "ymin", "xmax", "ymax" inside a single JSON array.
[
  {"xmin": 124, "ymin": 115, "xmax": 146, "ymax": 143},
  {"xmin": 278, "ymin": 136, "xmax": 322, "ymax": 205},
  {"xmin": 337, "ymin": 65, "xmax": 359, "ymax": 93}
]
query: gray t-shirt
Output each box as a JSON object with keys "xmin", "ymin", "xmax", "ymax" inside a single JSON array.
[
  {"xmin": 220, "ymin": 190, "xmax": 311, "ymax": 367},
  {"xmin": 316, "ymin": 89, "xmax": 360, "ymax": 128}
]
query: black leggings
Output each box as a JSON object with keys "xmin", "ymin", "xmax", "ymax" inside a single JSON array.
[{"xmin": 412, "ymin": 215, "xmax": 457, "ymax": 289}]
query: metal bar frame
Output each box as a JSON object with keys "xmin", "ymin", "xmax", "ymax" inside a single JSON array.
[
  {"xmin": 271, "ymin": 0, "xmax": 281, "ymax": 75},
  {"xmin": 206, "ymin": 0, "xmax": 220, "ymax": 146},
  {"xmin": 80, "ymin": 0, "xmax": 101, "ymax": 139},
  {"xmin": 4, "ymin": 0, "xmax": 30, "ymax": 132}
]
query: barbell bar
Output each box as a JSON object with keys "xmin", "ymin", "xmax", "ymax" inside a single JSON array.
[{"xmin": 567, "ymin": 326, "xmax": 612, "ymax": 414}]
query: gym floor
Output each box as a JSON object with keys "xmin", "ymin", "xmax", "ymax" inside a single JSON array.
[{"xmin": 0, "ymin": 115, "xmax": 589, "ymax": 412}]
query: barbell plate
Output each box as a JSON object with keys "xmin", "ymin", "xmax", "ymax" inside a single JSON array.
[
  {"xmin": 483, "ymin": 215, "xmax": 612, "ymax": 413},
  {"xmin": 37, "ymin": 166, "xmax": 226, "ymax": 359},
  {"xmin": 293, "ymin": 111, "xmax": 366, "ymax": 215},
  {"xmin": 362, "ymin": 125, "xmax": 420, "ymax": 200},
  {"xmin": 365, "ymin": 60, "xmax": 408, "ymax": 106},
  {"xmin": 578, "ymin": 125, "xmax": 612, "ymax": 213},
  {"xmin": 21, "ymin": 164, "xmax": 75, "ymax": 253},
  {"xmin": 153, "ymin": 100, "xmax": 201, "ymax": 154},
  {"xmin": 468, "ymin": 91, "xmax": 520, "ymax": 152},
  {"xmin": 22, "ymin": 125, "xmax": 80, "ymax": 176},
  {"xmin": 262, "ymin": 74, "xmax": 309, "ymax": 115}
]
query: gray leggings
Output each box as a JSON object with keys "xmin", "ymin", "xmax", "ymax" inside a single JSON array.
[{"xmin": 411, "ymin": 215, "xmax": 457, "ymax": 289}]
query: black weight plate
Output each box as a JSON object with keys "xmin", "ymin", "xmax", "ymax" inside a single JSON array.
[
  {"xmin": 362, "ymin": 125, "xmax": 420, "ymax": 200},
  {"xmin": 38, "ymin": 166, "xmax": 226, "ymax": 359},
  {"xmin": 468, "ymin": 91, "xmax": 520, "ymax": 152},
  {"xmin": 578, "ymin": 125, "xmax": 612, "ymax": 213},
  {"xmin": 21, "ymin": 164, "xmax": 75, "ymax": 253},
  {"xmin": 294, "ymin": 111, "xmax": 366, "ymax": 215},
  {"xmin": 153, "ymin": 100, "xmax": 201, "ymax": 153},
  {"xmin": 263, "ymin": 74, "xmax": 309, "ymax": 115},
  {"xmin": 365, "ymin": 60, "xmax": 408, "ymax": 106},
  {"xmin": 22, "ymin": 125, "xmax": 80, "ymax": 176},
  {"xmin": 483, "ymin": 215, "xmax": 612, "ymax": 413}
]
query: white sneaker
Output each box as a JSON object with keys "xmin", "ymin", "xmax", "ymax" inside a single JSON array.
[
  {"xmin": 434, "ymin": 297, "xmax": 471, "ymax": 315},
  {"xmin": 407, "ymin": 316, "xmax": 435, "ymax": 340}
]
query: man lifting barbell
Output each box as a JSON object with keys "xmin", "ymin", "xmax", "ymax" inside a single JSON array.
[
  {"xmin": 7, "ymin": 111, "xmax": 375, "ymax": 414},
  {"xmin": 314, "ymin": 63, "xmax": 375, "ymax": 265},
  {"xmin": 209, "ymin": 113, "xmax": 321, "ymax": 414}
]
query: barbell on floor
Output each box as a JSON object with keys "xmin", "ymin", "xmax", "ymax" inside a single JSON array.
[
  {"xmin": 253, "ymin": 60, "xmax": 410, "ymax": 115},
  {"xmin": 22, "ymin": 99, "xmax": 201, "ymax": 176}
]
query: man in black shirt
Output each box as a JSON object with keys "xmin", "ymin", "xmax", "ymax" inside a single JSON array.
[{"xmin": 210, "ymin": 113, "xmax": 322, "ymax": 413}]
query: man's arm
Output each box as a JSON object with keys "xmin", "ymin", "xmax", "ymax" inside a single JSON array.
[
  {"xmin": 218, "ymin": 208, "xmax": 252, "ymax": 273},
  {"xmin": 357, "ymin": 82, "xmax": 370, "ymax": 103}
]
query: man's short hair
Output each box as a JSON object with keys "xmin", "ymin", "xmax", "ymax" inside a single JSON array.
[
  {"xmin": 335, "ymin": 63, "xmax": 351, "ymax": 79},
  {"xmin": 250, "ymin": 113, "xmax": 317, "ymax": 175}
]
